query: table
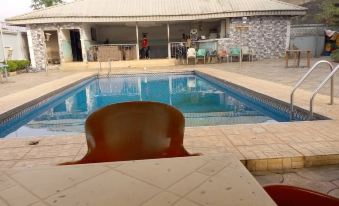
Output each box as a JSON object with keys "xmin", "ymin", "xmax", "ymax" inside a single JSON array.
[
  {"xmin": 0, "ymin": 154, "xmax": 276, "ymax": 206},
  {"xmin": 285, "ymin": 50, "xmax": 311, "ymax": 68}
]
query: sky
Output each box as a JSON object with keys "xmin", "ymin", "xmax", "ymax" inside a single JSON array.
[{"xmin": 0, "ymin": 0, "xmax": 73, "ymax": 21}]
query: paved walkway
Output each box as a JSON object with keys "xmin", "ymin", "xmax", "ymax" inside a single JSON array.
[
  {"xmin": 201, "ymin": 57, "xmax": 339, "ymax": 97},
  {"xmin": 253, "ymin": 165, "xmax": 339, "ymax": 198}
]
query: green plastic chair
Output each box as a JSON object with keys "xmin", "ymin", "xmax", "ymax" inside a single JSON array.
[
  {"xmin": 230, "ymin": 48, "xmax": 241, "ymax": 62},
  {"xmin": 196, "ymin": 49, "xmax": 207, "ymax": 64}
]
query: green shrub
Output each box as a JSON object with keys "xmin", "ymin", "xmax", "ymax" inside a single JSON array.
[
  {"xmin": 331, "ymin": 50, "xmax": 339, "ymax": 62},
  {"xmin": 7, "ymin": 60, "xmax": 30, "ymax": 72},
  {"xmin": 7, "ymin": 61, "xmax": 18, "ymax": 72}
]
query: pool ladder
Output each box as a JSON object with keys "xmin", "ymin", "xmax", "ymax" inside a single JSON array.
[
  {"xmin": 98, "ymin": 60, "xmax": 112, "ymax": 77},
  {"xmin": 290, "ymin": 60, "xmax": 339, "ymax": 120}
]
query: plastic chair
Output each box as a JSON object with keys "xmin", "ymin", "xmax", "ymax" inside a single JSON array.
[
  {"xmin": 187, "ymin": 48, "xmax": 196, "ymax": 65},
  {"xmin": 196, "ymin": 48, "xmax": 207, "ymax": 64},
  {"xmin": 60, "ymin": 101, "xmax": 195, "ymax": 165},
  {"xmin": 207, "ymin": 48, "xmax": 217, "ymax": 63},
  {"xmin": 241, "ymin": 46, "xmax": 251, "ymax": 61},
  {"xmin": 250, "ymin": 49, "xmax": 257, "ymax": 61},
  {"xmin": 264, "ymin": 185, "xmax": 339, "ymax": 206},
  {"xmin": 217, "ymin": 49, "xmax": 229, "ymax": 63},
  {"xmin": 230, "ymin": 48, "xmax": 241, "ymax": 62}
]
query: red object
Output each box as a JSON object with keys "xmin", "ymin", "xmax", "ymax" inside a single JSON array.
[
  {"xmin": 264, "ymin": 185, "xmax": 339, "ymax": 206},
  {"xmin": 60, "ymin": 101, "xmax": 196, "ymax": 165},
  {"xmin": 142, "ymin": 38, "xmax": 148, "ymax": 48}
]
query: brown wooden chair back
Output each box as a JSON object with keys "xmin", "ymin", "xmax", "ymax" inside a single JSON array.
[{"xmin": 61, "ymin": 101, "xmax": 193, "ymax": 165}]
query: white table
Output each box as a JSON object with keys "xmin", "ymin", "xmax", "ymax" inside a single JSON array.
[{"xmin": 0, "ymin": 154, "xmax": 276, "ymax": 206}]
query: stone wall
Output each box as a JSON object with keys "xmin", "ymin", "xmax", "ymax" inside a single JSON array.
[
  {"xmin": 218, "ymin": 16, "xmax": 290, "ymax": 59},
  {"xmin": 27, "ymin": 23, "xmax": 85, "ymax": 71}
]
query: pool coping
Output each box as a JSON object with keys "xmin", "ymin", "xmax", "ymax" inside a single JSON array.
[{"xmin": 0, "ymin": 68, "xmax": 339, "ymax": 171}]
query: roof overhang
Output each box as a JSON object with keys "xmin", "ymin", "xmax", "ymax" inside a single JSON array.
[{"xmin": 6, "ymin": 10, "xmax": 307, "ymax": 25}]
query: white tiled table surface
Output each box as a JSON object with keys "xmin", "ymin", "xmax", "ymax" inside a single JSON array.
[{"xmin": 0, "ymin": 154, "xmax": 276, "ymax": 206}]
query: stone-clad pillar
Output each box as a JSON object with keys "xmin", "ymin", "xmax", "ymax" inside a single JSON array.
[{"xmin": 26, "ymin": 26, "xmax": 46, "ymax": 71}]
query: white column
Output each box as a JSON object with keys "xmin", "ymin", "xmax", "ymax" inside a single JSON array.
[
  {"xmin": 79, "ymin": 27, "xmax": 88, "ymax": 63},
  {"xmin": 220, "ymin": 20, "xmax": 226, "ymax": 38},
  {"xmin": 285, "ymin": 20, "xmax": 291, "ymax": 50},
  {"xmin": 167, "ymin": 23, "xmax": 171, "ymax": 59},
  {"xmin": 136, "ymin": 23, "xmax": 139, "ymax": 60},
  {"xmin": 0, "ymin": 25, "xmax": 6, "ymax": 64},
  {"xmin": 26, "ymin": 29, "xmax": 36, "ymax": 68}
]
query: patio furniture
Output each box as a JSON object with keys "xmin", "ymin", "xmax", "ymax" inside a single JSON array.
[
  {"xmin": 3, "ymin": 154, "xmax": 277, "ymax": 206},
  {"xmin": 207, "ymin": 48, "xmax": 217, "ymax": 63},
  {"xmin": 285, "ymin": 50, "xmax": 312, "ymax": 68},
  {"xmin": 0, "ymin": 63, "xmax": 8, "ymax": 81},
  {"xmin": 241, "ymin": 46, "xmax": 251, "ymax": 61},
  {"xmin": 230, "ymin": 48, "xmax": 241, "ymax": 62},
  {"xmin": 217, "ymin": 49, "xmax": 229, "ymax": 63},
  {"xmin": 196, "ymin": 48, "xmax": 207, "ymax": 64},
  {"xmin": 60, "ymin": 101, "xmax": 194, "ymax": 165},
  {"xmin": 186, "ymin": 48, "xmax": 196, "ymax": 64},
  {"xmin": 264, "ymin": 185, "xmax": 339, "ymax": 206},
  {"xmin": 250, "ymin": 49, "xmax": 257, "ymax": 61}
]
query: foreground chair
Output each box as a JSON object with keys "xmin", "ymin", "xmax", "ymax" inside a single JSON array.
[
  {"xmin": 264, "ymin": 185, "xmax": 339, "ymax": 206},
  {"xmin": 60, "ymin": 101, "xmax": 194, "ymax": 165}
]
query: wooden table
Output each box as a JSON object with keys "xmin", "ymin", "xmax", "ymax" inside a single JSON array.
[
  {"xmin": 0, "ymin": 154, "xmax": 276, "ymax": 206},
  {"xmin": 285, "ymin": 50, "xmax": 312, "ymax": 68}
]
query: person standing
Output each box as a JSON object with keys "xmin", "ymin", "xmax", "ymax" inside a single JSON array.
[{"xmin": 141, "ymin": 33, "xmax": 149, "ymax": 59}]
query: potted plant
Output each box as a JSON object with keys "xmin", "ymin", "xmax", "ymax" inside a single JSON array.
[{"xmin": 331, "ymin": 50, "xmax": 339, "ymax": 62}]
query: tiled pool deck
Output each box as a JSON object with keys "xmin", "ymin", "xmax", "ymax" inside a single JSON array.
[{"xmin": 1, "ymin": 64, "xmax": 339, "ymax": 172}]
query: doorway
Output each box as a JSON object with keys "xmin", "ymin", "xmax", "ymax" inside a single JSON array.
[
  {"xmin": 70, "ymin": 30, "xmax": 83, "ymax": 62},
  {"xmin": 44, "ymin": 31, "xmax": 60, "ymax": 64}
]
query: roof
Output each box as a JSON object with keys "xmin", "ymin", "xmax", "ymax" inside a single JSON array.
[{"xmin": 6, "ymin": 0, "xmax": 307, "ymax": 25}]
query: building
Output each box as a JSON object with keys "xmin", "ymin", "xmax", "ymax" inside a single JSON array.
[
  {"xmin": 6, "ymin": 0, "xmax": 306, "ymax": 70},
  {"xmin": 0, "ymin": 22, "xmax": 30, "ymax": 62},
  {"xmin": 280, "ymin": 0, "xmax": 312, "ymax": 5}
]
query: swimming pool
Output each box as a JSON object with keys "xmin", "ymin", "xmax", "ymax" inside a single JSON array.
[{"xmin": 0, "ymin": 72, "xmax": 328, "ymax": 138}]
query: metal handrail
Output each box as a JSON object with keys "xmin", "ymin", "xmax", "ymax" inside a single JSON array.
[
  {"xmin": 290, "ymin": 60, "xmax": 334, "ymax": 120},
  {"xmin": 309, "ymin": 64, "xmax": 339, "ymax": 119}
]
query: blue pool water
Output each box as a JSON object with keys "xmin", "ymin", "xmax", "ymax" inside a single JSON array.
[{"xmin": 1, "ymin": 73, "xmax": 296, "ymax": 138}]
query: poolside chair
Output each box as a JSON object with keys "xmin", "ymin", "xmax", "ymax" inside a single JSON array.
[
  {"xmin": 196, "ymin": 48, "xmax": 207, "ymax": 64},
  {"xmin": 60, "ymin": 101, "xmax": 195, "ymax": 165},
  {"xmin": 250, "ymin": 49, "xmax": 257, "ymax": 61},
  {"xmin": 229, "ymin": 48, "xmax": 241, "ymax": 62},
  {"xmin": 264, "ymin": 185, "xmax": 339, "ymax": 206},
  {"xmin": 187, "ymin": 48, "xmax": 196, "ymax": 64},
  {"xmin": 217, "ymin": 49, "xmax": 229, "ymax": 63},
  {"xmin": 207, "ymin": 48, "xmax": 217, "ymax": 63},
  {"xmin": 241, "ymin": 46, "xmax": 251, "ymax": 62}
]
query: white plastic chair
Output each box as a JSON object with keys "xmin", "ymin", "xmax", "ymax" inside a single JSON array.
[
  {"xmin": 241, "ymin": 46, "xmax": 251, "ymax": 61},
  {"xmin": 187, "ymin": 48, "xmax": 196, "ymax": 64}
]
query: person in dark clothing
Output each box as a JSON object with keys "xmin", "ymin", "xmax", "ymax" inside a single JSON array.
[{"xmin": 140, "ymin": 33, "xmax": 149, "ymax": 59}]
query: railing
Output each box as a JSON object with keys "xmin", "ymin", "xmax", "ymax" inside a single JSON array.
[
  {"xmin": 169, "ymin": 42, "xmax": 188, "ymax": 59},
  {"xmin": 88, "ymin": 44, "xmax": 138, "ymax": 62},
  {"xmin": 290, "ymin": 60, "xmax": 335, "ymax": 120},
  {"xmin": 309, "ymin": 64, "xmax": 339, "ymax": 119}
]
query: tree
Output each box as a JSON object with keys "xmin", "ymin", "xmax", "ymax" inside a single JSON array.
[
  {"xmin": 317, "ymin": 0, "xmax": 339, "ymax": 26},
  {"xmin": 31, "ymin": 0, "xmax": 64, "ymax": 10}
]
